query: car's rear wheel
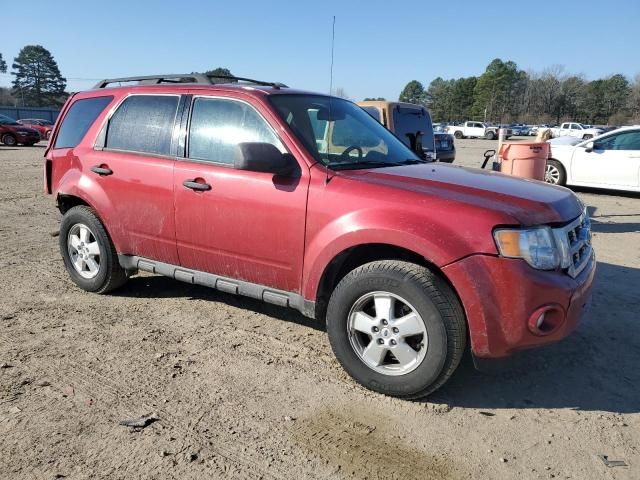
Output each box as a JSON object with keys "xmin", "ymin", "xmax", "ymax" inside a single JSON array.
[
  {"xmin": 326, "ymin": 260, "xmax": 466, "ymax": 399},
  {"xmin": 2, "ymin": 134, "xmax": 17, "ymax": 146},
  {"xmin": 46, "ymin": 131, "xmax": 51, "ymax": 140},
  {"xmin": 454, "ymin": 131, "xmax": 463, "ymax": 139},
  {"xmin": 545, "ymin": 159, "xmax": 566, "ymax": 186},
  {"xmin": 59, "ymin": 206, "xmax": 128, "ymax": 293},
  {"xmin": 582, "ymin": 134, "xmax": 593, "ymax": 140}
]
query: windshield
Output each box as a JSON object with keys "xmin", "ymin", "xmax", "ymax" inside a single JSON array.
[{"xmin": 269, "ymin": 94, "xmax": 423, "ymax": 170}]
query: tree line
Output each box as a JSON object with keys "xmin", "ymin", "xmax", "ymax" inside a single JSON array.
[
  {"xmin": 0, "ymin": 45, "xmax": 240, "ymax": 108},
  {"xmin": 0, "ymin": 46, "xmax": 67, "ymax": 107},
  {"xmin": 399, "ymin": 59, "xmax": 640, "ymax": 126}
]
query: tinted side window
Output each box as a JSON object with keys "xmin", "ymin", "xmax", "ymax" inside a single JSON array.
[
  {"xmin": 188, "ymin": 97, "xmax": 284, "ymax": 164},
  {"xmin": 54, "ymin": 96, "xmax": 113, "ymax": 149},
  {"xmin": 595, "ymin": 131, "xmax": 640, "ymax": 151},
  {"xmin": 106, "ymin": 95, "xmax": 179, "ymax": 155}
]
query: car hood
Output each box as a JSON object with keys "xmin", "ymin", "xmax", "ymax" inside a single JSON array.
[{"xmin": 338, "ymin": 163, "xmax": 583, "ymax": 225}]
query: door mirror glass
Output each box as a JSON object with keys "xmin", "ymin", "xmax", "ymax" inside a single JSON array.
[{"xmin": 234, "ymin": 142, "xmax": 296, "ymax": 176}]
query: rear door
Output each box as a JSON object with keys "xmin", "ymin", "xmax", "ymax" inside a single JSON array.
[
  {"xmin": 391, "ymin": 106, "xmax": 435, "ymax": 159},
  {"xmin": 173, "ymin": 94, "xmax": 308, "ymax": 292},
  {"xmin": 83, "ymin": 93, "xmax": 182, "ymax": 264}
]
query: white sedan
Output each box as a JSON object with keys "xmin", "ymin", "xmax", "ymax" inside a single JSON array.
[{"xmin": 545, "ymin": 127, "xmax": 640, "ymax": 192}]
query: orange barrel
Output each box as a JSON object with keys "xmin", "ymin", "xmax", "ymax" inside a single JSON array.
[{"xmin": 498, "ymin": 142, "xmax": 549, "ymax": 181}]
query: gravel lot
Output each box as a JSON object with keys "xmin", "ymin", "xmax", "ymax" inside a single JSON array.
[{"xmin": 1, "ymin": 140, "xmax": 638, "ymax": 479}]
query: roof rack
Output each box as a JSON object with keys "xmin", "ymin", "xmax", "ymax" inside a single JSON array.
[{"xmin": 92, "ymin": 74, "xmax": 288, "ymax": 90}]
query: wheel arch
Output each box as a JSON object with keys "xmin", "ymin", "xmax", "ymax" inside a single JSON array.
[{"xmin": 311, "ymin": 243, "xmax": 462, "ymax": 323}]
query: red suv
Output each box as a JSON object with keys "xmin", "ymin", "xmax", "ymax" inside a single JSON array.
[{"xmin": 44, "ymin": 74, "xmax": 595, "ymax": 398}]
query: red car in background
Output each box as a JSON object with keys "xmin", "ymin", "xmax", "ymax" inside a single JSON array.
[
  {"xmin": 0, "ymin": 115, "xmax": 40, "ymax": 146},
  {"xmin": 17, "ymin": 118, "xmax": 54, "ymax": 140}
]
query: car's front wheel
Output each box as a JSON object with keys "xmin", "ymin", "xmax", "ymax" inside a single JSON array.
[
  {"xmin": 486, "ymin": 131, "xmax": 496, "ymax": 140},
  {"xmin": 59, "ymin": 206, "xmax": 128, "ymax": 293},
  {"xmin": 326, "ymin": 260, "xmax": 466, "ymax": 399},
  {"xmin": 545, "ymin": 159, "xmax": 566, "ymax": 186}
]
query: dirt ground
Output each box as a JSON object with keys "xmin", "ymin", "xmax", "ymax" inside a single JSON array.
[{"xmin": 1, "ymin": 140, "xmax": 638, "ymax": 480}]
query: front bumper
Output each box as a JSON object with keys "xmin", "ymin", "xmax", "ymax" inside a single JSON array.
[{"xmin": 442, "ymin": 252, "xmax": 595, "ymax": 358}]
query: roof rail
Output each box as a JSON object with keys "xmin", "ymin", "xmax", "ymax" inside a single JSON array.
[{"xmin": 92, "ymin": 74, "xmax": 288, "ymax": 90}]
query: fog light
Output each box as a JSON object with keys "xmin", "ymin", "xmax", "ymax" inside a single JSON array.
[{"xmin": 528, "ymin": 305, "xmax": 565, "ymax": 335}]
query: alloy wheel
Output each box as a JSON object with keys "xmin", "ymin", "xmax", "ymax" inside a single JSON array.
[
  {"xmin": 347, "ymin": 291, "xmax": 428, "ymax": 376},
  {"xmin": 67, "ymin": 223, "xmax": 102, "ymax": 279}
]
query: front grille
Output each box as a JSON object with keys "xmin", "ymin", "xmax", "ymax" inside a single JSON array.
[{"xmin": 553, "ymin": 210, "xmax": 592, "ymax": 278}]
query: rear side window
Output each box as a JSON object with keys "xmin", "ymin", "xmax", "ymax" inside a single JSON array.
[
  {"xmin": 54, "ymin": 96, "xmax": 113, "ymax": 149},
  {"xmin": 106, "ymin": 95, "xmax": 179, "ymax": 156}
]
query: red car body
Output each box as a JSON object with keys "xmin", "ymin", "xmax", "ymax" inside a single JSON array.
[
  {"xmin": 44, "ymin": 84, "xmax": 595, "ymax": 361},
  {"xmin": 17, "ymin": 118, "xmax": 54, "ymax": 140},
  {"xmin": 0, "ymin": 115, "xmax": 41, "ymax": 145}
]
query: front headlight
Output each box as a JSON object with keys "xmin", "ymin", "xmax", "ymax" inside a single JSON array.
[{"xmin": 494, "ymin": 226, "xmax": 560, "ymax": 270}]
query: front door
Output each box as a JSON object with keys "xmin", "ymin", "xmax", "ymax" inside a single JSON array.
[
  {"xmin": 571, "ymin": 130, "xmax": 640, "ymax": 188},
  {"xmin": 173, "ymin": 95, "xmax": 308, "ymax": 293}
]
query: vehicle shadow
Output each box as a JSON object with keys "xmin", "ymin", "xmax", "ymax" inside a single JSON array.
[
  {"xmin": 573, "ymin": 185, "xmax": 640, "ymax": 199},
  {"xmin": 114, "ymin": 275, "xmax": 325, "ymax": 332},
  {"xmin": 114, "ymin": 261, "xmax": 639, "ymax": 413},
  {"xmin": 430, "ymin": 260, "xmax": 640, "ymax": 414}
]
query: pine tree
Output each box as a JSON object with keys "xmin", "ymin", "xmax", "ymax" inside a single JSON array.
[
  {"xmin": 11, "ymin": 45, "xmax": 67, "ymax": 106},
  {"xmin": 399, "ymin": 80, "xmax": 426, "ymax": 105},
  {"xmin": 0, "ymin": 53, "xmax": 7, "ymax": 73}
]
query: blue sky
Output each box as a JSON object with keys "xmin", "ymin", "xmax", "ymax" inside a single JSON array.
[{"xmin": 1, "ymin": 0, "xmax": 638, "ymax": 100}]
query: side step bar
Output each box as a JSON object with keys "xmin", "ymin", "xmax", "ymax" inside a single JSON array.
[{"xmin": 118, "ymin": 255, "xmax": 315, "ymax": 319}]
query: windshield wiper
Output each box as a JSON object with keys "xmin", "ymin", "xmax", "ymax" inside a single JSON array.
[
  {"xmin": 391, "ymin": 158, "xmax": 431, "ymax": 166},
  {"xmin": 327, "ymin": 160, "xmax": 390, "ymax": 170}
]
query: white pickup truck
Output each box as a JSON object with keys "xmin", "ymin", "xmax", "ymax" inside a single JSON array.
[
  {"xmin": 550, "ymin": 122, "xmax": 603, "ymax": 140},
  {"xmin": 446, "ymin": 121, "xmax": 508, "ymax": 140}
]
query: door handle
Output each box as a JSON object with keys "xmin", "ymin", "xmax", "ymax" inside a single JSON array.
[
  {"xmin": 183, "ymin": 179, "xmax": 211, "ymax": 191},
  {"xmin": 91, "ymin": 165, "xmax": 113, "ymax": 176}
]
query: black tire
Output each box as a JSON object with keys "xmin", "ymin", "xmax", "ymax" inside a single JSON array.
[
  {"xmin": 485, "ymin": 131, "xmax": 496, "ymax": 140},
  {"xmin": 59, "ymin": 205, "xmax": 127, "ymax": 293},
  {"xmin": 545, "ymin": 159, "xmax": 567, "ymax": 186},
  {"xmin": 582, "ymin": 134, "xmax": 593, "ymax": 140},
  {"xmin": 2, "ymin": 134, "xmax": 17, "ymax": 146},
  {"xmin": 453, "ymin": 131, "xmax": 463, "ymax": 139},
  {"xmin": 46, "ymin": 131, "xmax": 51, "ymax": 140},
  {"xmin": 326, "ymin": 260, "xmax": 466, "ymax": 399}
]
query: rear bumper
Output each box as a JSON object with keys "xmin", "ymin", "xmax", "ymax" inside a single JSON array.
[
  {"xmin": 442, "ymin": 252, "xmax": 595, "ymax": 358},
  {"xmin": 436, "ymin": 149, "xmax": 455, "ymax": 163}
]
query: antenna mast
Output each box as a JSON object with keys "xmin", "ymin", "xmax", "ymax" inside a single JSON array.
[{"xmin": 325, "ymin": 15, "xmax": 336, "ymax": 186}]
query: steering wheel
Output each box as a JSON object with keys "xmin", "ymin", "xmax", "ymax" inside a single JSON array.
[{"xmin": 340, "ymin": 145, "xmax": 363, "ymax": 161}]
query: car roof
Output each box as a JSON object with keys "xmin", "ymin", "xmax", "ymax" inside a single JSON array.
[{"xmin": 78, "ymin": 83, "xmax": 328, "ymax": 99}]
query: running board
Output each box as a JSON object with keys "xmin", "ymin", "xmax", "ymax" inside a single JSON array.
[{"xmin": 118, "ymin": 255, "xmax": 315, "ymax": 318}]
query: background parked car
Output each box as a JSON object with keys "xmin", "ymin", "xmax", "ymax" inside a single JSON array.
[
  {"xmin": 546, "ymin": 126, "xmax": 640, "ymax": 192},
  {"xmin": 434, "ymin": 131, "xmax": 455, "ymax": 162},
  {"xmin": 17, "ymin": 118, "xmax": 54, "ymax": 140},
  {"xmin": 0, "ymin": 115, "xmax": 41, "ymax": 146},
  {"xmin": 550, "ymin": 122, "xmax": 603, "ymax": 139}
]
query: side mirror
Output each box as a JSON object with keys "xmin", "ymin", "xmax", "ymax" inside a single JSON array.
[
  {"xmin": 234, "ymin": 142, "xmax": 296, "ymax": 176},
  {"xmin": 584, "ymin": 141, "xmax": 594, "ymax": 153}
]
